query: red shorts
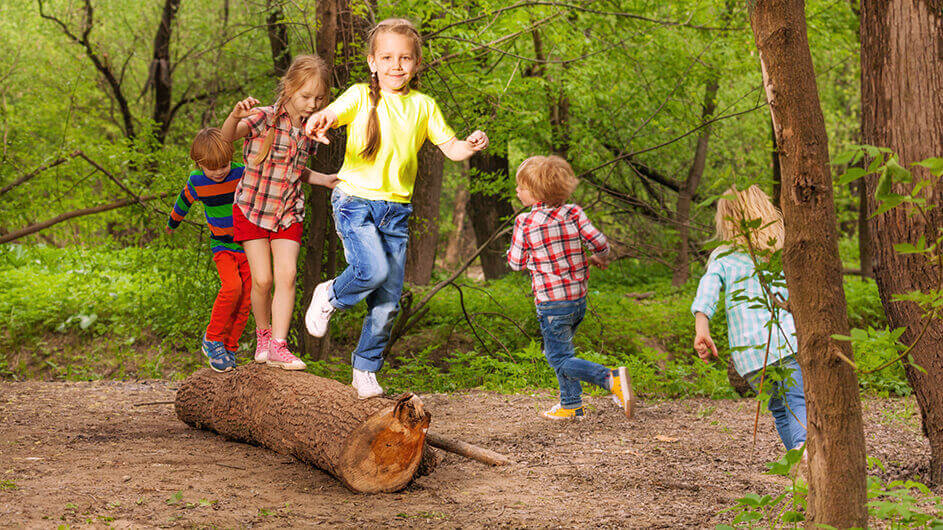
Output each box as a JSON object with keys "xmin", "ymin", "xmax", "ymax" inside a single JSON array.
[{"xmin": 232, "ymin": 205, "xmax": 303, "ymax": 244}]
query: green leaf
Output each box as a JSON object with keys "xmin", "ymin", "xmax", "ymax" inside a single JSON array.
[
  {"xmin": 916, "ymin": 157, "xmax": 943, "ymax": 177},
  {"xmin": 837, "ymin": 167, "xmax": 868, "ymax": 185}
]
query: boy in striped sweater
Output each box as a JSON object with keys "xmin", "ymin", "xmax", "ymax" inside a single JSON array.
[{"xmin": 166, "ymin": 128, "xmax": 250, "ymax": 372}]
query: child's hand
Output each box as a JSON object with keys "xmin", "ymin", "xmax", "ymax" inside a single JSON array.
[
  {"xmin": 306, "ymin": 170, "xmax": 339, "ymax": 189},
  {"xmin": 693, "ymin": 333, "xmax": 718, "ymax": 363},
  {"xmin": 466, "ymin": 130, "xmax": 489, "ymax": 151},
  {"xmin": 589, "ymin": 253, "xmax": 609, "ymax": 270},
  {"xmin": 305, "ymin": 110, "xmax": 337, "ymax": 144},
  {"xmin": 230, "ymin": 97, "xmax": 260, "ymax": 120}
]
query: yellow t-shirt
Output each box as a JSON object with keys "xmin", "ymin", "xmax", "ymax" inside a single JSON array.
[{"xmin": 328, "ymin": 84, "xmax": 456, "ymax": 203}]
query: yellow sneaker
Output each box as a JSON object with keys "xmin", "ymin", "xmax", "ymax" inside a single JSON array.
[
  {"xmin": 541, "ymin": 404, "xmax": 585, "ymax": 421},
  {"xmin": 610, "ymin": 367, "xmax": 636, "ymax": 418}
]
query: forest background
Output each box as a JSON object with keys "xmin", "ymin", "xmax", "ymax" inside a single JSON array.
[{"xmin": 0, "ymin": 0, "xmax": 895, "ymax": 397}]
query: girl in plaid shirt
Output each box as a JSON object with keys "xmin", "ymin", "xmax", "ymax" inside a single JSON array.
[
  {"xmin": 303, "ymin": 19, "xmax": 489, "ymax": 399},
  {"xmin": 691, "ymin": 185, "xmax": 807, "ymax": 451},
  {"xmin": 220, "ymin": 55, "xmax": 339, "ymax": 371},
  {"xmin": 508, "ymin": 155, "xmax": 635, "ymax": 421}
]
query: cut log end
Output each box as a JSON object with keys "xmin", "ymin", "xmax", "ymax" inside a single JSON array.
[{"xmin": 338, "ymin": 394, "xmax": 432, "ymax": 493}]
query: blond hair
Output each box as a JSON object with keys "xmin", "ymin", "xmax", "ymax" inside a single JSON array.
[
  {"xmin": 253, "ymin": 54, "xmax": 331, "ymax": 166},
  {"xmin": 515, "ymin": 155, "xmax": 580, "ymax": 206},
  {"xmin": 361, "ymin": 18, "xmax": 423, "ymax": 162},
  {"xmin": 715, "ymin": 185, "xmax": 784, "ymax": 252},
  {"xmin": 190, "ymin": 128, "xmax": 233, "ymax": 170}
]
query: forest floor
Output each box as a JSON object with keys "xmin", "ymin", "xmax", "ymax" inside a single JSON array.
[{"xmin": 0, "ymin": 378, "xmax": 931, "ymax": 528}]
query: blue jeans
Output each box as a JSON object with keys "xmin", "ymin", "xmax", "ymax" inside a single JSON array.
[
  {"xmin": 746, "ymin": 355, "xmax": 807, "ymax": 450},
  {"xmin": 329, "ymin": 187, "xmax": 411, "ymax": 372},
  {"xmin": 536, "ymin": 298, "xmax": 610, "ymax": 408}
]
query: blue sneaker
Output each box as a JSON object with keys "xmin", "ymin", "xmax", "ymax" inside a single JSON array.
[{"xmin": 202, "ymin": 336, "xmax": 235, "ymax": 372}]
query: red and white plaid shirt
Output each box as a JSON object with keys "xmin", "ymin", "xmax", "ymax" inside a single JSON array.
[
  {"xmin": 507, "ymin": 203, "xmax": 610, "ymax": 303},
  {"xmin": 234, "ymin": 104, "xmax": 317, "ymax": 231}
]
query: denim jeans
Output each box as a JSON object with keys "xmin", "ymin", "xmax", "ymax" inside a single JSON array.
[
  {"xmin": 536, "ymin": 297, "xmax": 610, "ymax": 408},
  {"xmin": 329, "ymin": 187, "xmax": 411, "ymax": 372},
  {"xmin": 746, "ymin": 355, "xmax": 807, "ymax": 450}
]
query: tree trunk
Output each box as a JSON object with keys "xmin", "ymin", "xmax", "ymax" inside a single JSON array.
[
  {"xmin": 174, "ymin": 365, "xmax": 432, "ymax": 493},
  {"xmin": 444, "ymin": 181, "xmax": 472, "ymax": 270},
  {"xmin": 301, "ymin": 129, "xmax": 345, "ymax": 361},
  {"xmin": 404, "ymin": 142, "xmax": 444, "ymax": 285},
  {"xmin": 150, "ymin": 0, "xmax": 180, "ymax": 143},
  {"xmin": 468, "ymin": 151, "xmax": 512, "ymax": 280},
  {"xmin": 672, "ymin": 77, "xmax": 718, "ymax": 286},
  {"xmin": 771, "ymin": 117, "xmax": 782, "ymax": 208},
  {"xmin": 266, "ymin": 0, "xmax": 292, "ymax": 77},
  {"xmin": 857, "ymin": 179, "xmax": 873, "ymax": 278},
  {"xmin": 749, "ymin": 1, "xmax": 868, "ymax": 526},
  {"xmin": 861, "ymin": 0, "xmax": 943, "ymax": 484}
]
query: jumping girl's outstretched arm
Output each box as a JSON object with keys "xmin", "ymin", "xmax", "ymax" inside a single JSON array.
[
  {"xmin": 304, "ymin": 109, "xmax": 338, "ymax": 144},
  {"xmin": 221, "ymin": 97, "xmax": 261, "ymax": 142},
  {"xmin": 437, "ymin": 130, "xmax": 489, "ymax": 161}
]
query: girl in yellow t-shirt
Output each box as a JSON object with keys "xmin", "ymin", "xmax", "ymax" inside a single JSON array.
[{"xmin": 304, "ymin": 18, "xmax": 488, "ymax": 398}]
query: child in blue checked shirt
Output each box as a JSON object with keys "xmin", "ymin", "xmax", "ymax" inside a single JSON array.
[
  {"xmin": 691, "ymin": 185, "xmax": 807, "ymax": 451},
  {"xmin": 508, "ymin": 155, "xmax": 635, "ymax": 421}
]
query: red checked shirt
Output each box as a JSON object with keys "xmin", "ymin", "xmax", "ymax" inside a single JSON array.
[
  {"xmin": 235, "ymin": 104, "xmax": 317, "ymax": 230},
  {"xmin": 507, "ymin": 203, "xmax": 611, "ymax": 303}
]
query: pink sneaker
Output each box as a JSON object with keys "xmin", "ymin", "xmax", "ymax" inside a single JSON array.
[
  {"xmin": 255, "ymin": 329, "xmax": 271, "ymax": 363},
  {"xmin": 266, "ymin": 339, "xmax": 306, "ymax": 370}
]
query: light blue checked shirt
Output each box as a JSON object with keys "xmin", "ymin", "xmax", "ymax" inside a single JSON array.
[{"xmin": 691, "ymin": 248, "xmax": 798, "ymax": 376}]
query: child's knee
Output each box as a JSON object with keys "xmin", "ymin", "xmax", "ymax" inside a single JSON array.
[
  {"xmin": 252, "ymin": 272, "xmax": 273, "ymax": 291},
  {"xmin": 273, "ymin": 264, "xmax": 297, "ymax": 289},
  {"xmin": 354, "ymin": 260, "xmax": 389, "ymax": 289}
]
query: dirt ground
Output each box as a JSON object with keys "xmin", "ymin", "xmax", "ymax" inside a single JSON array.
[{"xmin": 0, "ymin": 378, "xmax": 931, "ymax": 528}]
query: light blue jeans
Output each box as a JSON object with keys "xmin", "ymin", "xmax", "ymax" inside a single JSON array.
[
  {"xmin": 329, "ymin": 187, "xmax": 411, "ymax": 372},
  {"xmin": 745, "ymin": 355, "xmax": 807, "ymax": 450},
  {"xmin": 537, "ymin": 297, "xmax": 610, "ymax": 409}
]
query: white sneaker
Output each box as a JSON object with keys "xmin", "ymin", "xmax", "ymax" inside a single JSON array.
[
  {"xmin": 305, "ymin": 280, "xmax": 336, "ymax": 338},
  {"xmin": 351, "ymin": 368, "xmax": 383, "ymax": 399}
]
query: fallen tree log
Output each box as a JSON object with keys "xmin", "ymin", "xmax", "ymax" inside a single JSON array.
[{"xmin": 175, "ymin": 364, "xmax": 431, "ymax": 493}]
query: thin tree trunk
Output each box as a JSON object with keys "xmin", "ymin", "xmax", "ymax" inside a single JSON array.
[
  {"xmin": 468, "ymin": 151, "xmax": 513, "ymax": 280},
  {"xmin": 150, "ymin": 0, "xmax": 181, "ymax": 143},
  {"xmin": 861, "ymin": 0, "xmax": 943, "ymax": 484},
  {"xmin": 857, "ymin": 178, "xmax": 873, "ymax": 279},
  {"xmin": 444, "ymin": 181, "xmax": 471, "ymax": 269},
  {"xmin": 749, "ymin": 1, "xmax": 867, "ymax": 526},
  {"xmin": 404, "ymin": 142, "xmax": 444, "ymax": 285},
  {"xmin": 672, "ymin": 77, "xmax": 718, "ymax": 286},
  {"xmin": 266, "ymin": 0, "xmax": 292, "ymax": 77}
]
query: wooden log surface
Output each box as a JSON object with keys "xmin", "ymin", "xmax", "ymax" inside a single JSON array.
[{"xmin": 175, "ymin": 364, "xmax": 431, "ymax": 493}]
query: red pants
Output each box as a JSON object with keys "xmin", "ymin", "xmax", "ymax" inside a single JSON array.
[{"xmin": 205, "ymin": 250, "xmax": 252, "ymax": 351}]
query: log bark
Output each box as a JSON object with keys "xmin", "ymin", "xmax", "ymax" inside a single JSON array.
[
  {"xmin": 175, "ymin": 365, "xmax": 432, "ymax": 493},
  {"xmin": 748, "ymin": 0, "xmax": 868, "ymax": 526},
  {"xmin": 861, "ymin": 0, "xmax": 943, "ymax": 484}
]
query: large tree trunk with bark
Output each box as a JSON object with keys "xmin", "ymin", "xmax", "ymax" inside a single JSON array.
[
  {"xmin": 861, "ymin": 0, "xmax": 943, "ymax": 484},
  {"xmin": 468, "ymin": 151, "xmax": 513, "ymax": 280},
  {"xmin": 175, "ymin": 365, "xmax": 432, "ymax": 493},
  {"xmin": 672, "ymin": 77, "xmax": 718, "ymax": 286},
  {"xmin": 405, "ymin": 142, "xmax": 445, "ymax": 285},
  {"xmin": 749, "ymin": 0, "xmax": 868, "ymax": 526},
  {"xmin": 266, "ymin": 0, "xmax": 292, "ymax": 77}
]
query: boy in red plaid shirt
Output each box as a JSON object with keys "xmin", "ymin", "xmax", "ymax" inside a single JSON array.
[{"xmin": 508, "ymin": 155, "xmax": 635, "ymax": 420}]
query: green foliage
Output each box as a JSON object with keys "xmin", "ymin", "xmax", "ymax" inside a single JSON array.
[{"xmin": 718, "ymin": 453, "xmax": 943, "ymax": 529}]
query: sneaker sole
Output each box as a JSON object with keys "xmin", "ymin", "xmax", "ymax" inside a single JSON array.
[
  {"xmin": 266, "ymin": 360, "xmax": 306, "ymax": 370},
  {"xmin": 541, "ymin": 413, "xmax": 585, "ymax": 421},
  {"xmin": 305, "ymin": 282, "xmax": 332, "ymax": 338},
  {"xmin": 618, "ymin": 367, "xmax": 634, "ymax": 418}
]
